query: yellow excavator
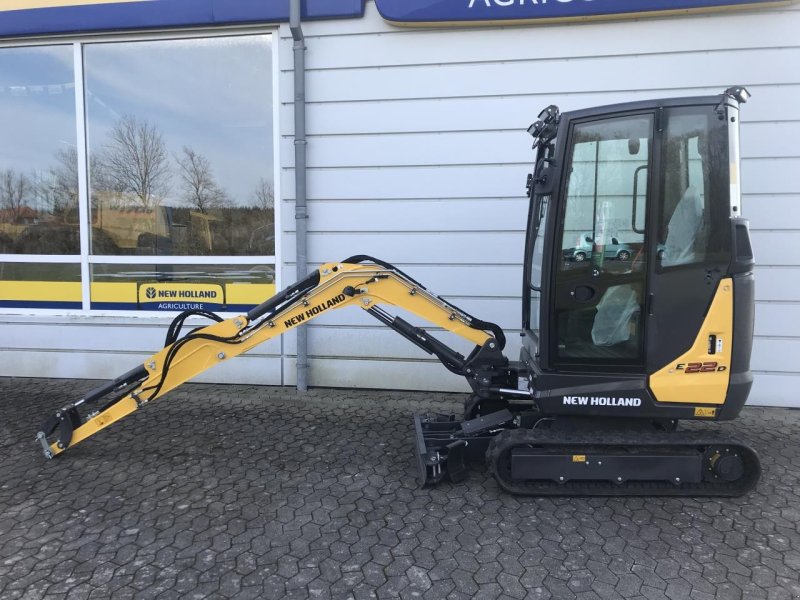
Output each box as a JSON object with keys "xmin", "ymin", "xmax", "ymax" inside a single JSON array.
[{"xmin": 37, "ymin": 87, "xmax": 761, "ymax": 496}]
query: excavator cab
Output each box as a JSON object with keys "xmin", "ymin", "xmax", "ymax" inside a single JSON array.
[
  {"xmin": 521, "ymin": 87, "xmax": 755, "ymax": 422},
  {"xmin": 415, "ymin": 87, "xmax": 760, "ymax": 494},
  {"xmin": 36, "ymin": 88, "xmax": 761, "ymax": 497}
]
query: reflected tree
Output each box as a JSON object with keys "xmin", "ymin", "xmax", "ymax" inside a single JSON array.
[
  {"xmin": 176, "ymin": 146, "xmax": 229, "ymax": 214},
  {"xmin": 247, "ymin": 177, "xmax": 275, "ymax": 255},
  {"xmin": 0, "ymin": 169, "xmax": 31, "ymax": 223},
  {"xmin": 36, "ymin": 147, "xmax": 109, "ymax": 224},
  {"xmin": 99, "ymin": 115, "xmax": 171, "ymax": 209},
  {"xmin": 50, "ymin": 148, "xmax": 79, "ymax": 214},
  {"xmin": 252, "ymin": 177, "xmax": 274, "ymax": 211}
]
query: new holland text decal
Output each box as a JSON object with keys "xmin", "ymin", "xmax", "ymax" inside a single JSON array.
[
  {"xmin": 563, "ymin": 396, "xmax": 642, "ymax": 407},
  {"xmin": 375, "ymin": 0, "xmax": 793, "ymax": 25},
  {"xmin": 283, "ymin": 294, "xmax": 347, "ymax": 329},
  {"xmin": 137, "ymin": 283, "xmax": 224, "ymax": 312}
]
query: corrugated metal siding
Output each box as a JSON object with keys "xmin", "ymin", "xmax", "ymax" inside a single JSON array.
[
  {"xmin": 278, "ymin": 1, "xmax": 800, "ymax": 404},
  {"xmin": 0, "ymin": 314, "xmax": 283, "ymax": 385}
]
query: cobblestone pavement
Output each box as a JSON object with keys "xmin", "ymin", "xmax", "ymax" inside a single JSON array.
[{"xmin": 0, "ymin": 377, "xmax": 799, "ymax": 600}]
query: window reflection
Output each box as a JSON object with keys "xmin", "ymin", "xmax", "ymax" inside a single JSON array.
[
  {"xmin": 560, "ymin": 117, "xmax": 651, "ymax": 274},
  {"xmin": 0, "ymin": 45, "xmax": 79, "ymax": 255},
  {"xmin": 85, "ymin": 35, "xmax": 275, "ymax": 257},
  {"xmin": 90, "ymin": 263, "xmax": 275, "ymax": 311},
  {"xmin": 0, "ymin": 263, "xmax": 81, "ymax": 309},
  {"xmin": 658, "ymin": 107, "xmax": 729, "ymax": 269}
]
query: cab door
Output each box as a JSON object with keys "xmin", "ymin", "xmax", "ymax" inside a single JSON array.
[
  {"xmin": 646, "ymin": 105, "xmax": 733, "ymax": 372},
  {"xmin": 551, "ymin": 113, "xmax": 654, "ymax": 370}
]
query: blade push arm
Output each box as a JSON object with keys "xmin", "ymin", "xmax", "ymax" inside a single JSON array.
[{"xmin": 37, "ymin": 256, "xmax": 510, "ymax": 458}]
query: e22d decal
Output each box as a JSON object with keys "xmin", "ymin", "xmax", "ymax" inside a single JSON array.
[{"xmin": 676, "ymin": 362, "xmax": 728, "ymax": 373}]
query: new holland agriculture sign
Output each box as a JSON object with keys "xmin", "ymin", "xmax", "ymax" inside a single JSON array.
[
  {"xmin": 0, "ymin": 0, "xmax": 790, "ymax": 36},
  {"xmin": 374, "ymin": 0, "xmax": 793, "ymax": 25}
]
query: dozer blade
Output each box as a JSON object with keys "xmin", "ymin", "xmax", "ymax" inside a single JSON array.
[{"xmin": 413, "ymin": 410, "xmax": 514, "ymax": 486}]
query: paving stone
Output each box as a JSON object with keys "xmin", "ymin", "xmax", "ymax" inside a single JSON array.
[{"xmin": 0, "ymin": 378, "xmax": 798, "ymax": 599}]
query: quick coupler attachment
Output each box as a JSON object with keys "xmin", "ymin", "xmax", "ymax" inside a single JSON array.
[
  {"xmin": 36, "ymin": 406, "xmax": 82, "ymax": 459},
  {"xmin": 413, "ymin": 410, "xmax": 513, "ymax": 486}
]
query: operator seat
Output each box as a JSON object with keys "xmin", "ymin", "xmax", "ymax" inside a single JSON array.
[{"xmin": 662, "ymin": 186, "xmax": 703, "ymax": 267}]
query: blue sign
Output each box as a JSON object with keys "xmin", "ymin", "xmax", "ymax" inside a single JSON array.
[
  {"xmin": 0, "ymin": 0, "xmax": 366, "ymax": 38},
  {"xmin": 375, "ymin": 0, "xmax": 791, "ymax": 25}
]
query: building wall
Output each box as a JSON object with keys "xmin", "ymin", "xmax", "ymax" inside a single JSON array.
[
  {"xmin": 1, "ymin": 0, "xmax": 798, "ymax": 407},
  {"xmin": 277, "ymin": 0, "xmax": 800, "ymax": 406}
]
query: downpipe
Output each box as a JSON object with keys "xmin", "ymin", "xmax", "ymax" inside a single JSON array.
[{"xmin": 290, "ymin": 0, "xmax": 309, "ymax": 392}]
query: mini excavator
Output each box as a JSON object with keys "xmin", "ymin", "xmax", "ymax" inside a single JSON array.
[{"xmin": 37, "ymin": 87, "xmax": 761, "ymax": 496}]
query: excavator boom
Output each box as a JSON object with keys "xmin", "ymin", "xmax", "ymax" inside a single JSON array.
[{"xmin": 36, "ymin": 256, "xmax": 512, "ymax": 459}]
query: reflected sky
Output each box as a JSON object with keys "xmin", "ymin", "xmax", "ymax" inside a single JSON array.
[
  {"xmin": 0, "ymin": 34, "xmax": 274, "ymax": 206},
  {"xmin": 0, "ymin": 45, "xmax": 76, "ymax": 173},
  {"xmin": 86, "ymin": 34, "xmax": 274, "ymax": 204}
]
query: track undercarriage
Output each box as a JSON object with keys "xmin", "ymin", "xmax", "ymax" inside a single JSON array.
[{"xmin": 414, "ymin": 402, "xmax": 760, "ymax": 497}]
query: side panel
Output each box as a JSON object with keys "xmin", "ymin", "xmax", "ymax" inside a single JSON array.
[
  {"xmin": 649, "ymin": 279, "xmax": 733, "ymax": 404},
  {"xmin": 529, "ymin": 370, "xmax": 722, "ymax": 420}
]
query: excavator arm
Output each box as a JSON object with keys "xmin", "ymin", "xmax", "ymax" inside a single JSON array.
[{"xmin": 36, "ymin": 255, "xmax": 514, "ymax": 459}]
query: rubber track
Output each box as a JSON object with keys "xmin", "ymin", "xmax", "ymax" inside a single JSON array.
[{"xmin": 485, "ymin": 427, "xmax": 760, "ymax": 497}]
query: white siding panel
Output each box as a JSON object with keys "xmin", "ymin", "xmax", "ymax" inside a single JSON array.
[
  {"xmin": 746, "ymin": 196, "xmax": 800, "ymax": 229},
  {"xmin": 301, "ymin": 264, "xmax": 522, "ymax": 298},
  {"xmin": 281, "ymin": 130, "xmax": 532, "ymax": 169},
  {"xmin": 0, "ymin": 351, "xmax": 282, "ymax": 385},
  {"xmin": 751, "ymin": 338, "xmax": 798, "ymax": 373},
  {"xmin": 741, "ymin": 122, "xmax": 800, "ymax": 159},
  {"xmin": 280, "ymin": 11, "xmax": 800, "ymax": 71},
  {"xmin": 283, "ymin": 356, "xmax": 471, "ymax": 393},
  {"xmin": 281, "ymin": 85, "xmax": 800, "ymax": 136},
  {"xmin": 283, "ymin": 323, "xmax": 523, "ymax": 361},
  {"xmin": 755, "ymin": 268, "xmax": 800, "ymax": 302},
  {"xmin": 283, "ymin": 198, "xmax": 529, "ymax": 233},
  {"xmin": 749, "ymin": 374, "xmax": 800, "ymax": 407},
  {"xmin": 751, "ymin": 232, "xmax": 800, "ymax": 266},
  {"xmin": 283, "ymin": 231, "xmax": 525, "ymax": 265},
  {"xmin": 284, "ymin": 327, "xmax": 483, "ymax": 361},
  {"xmin": 283, "ymin": 164, "xmax": 530, "ymax": 200},
  {"xmin": 742, "ymin": 158, "xmax": 800, "ymax": 196},
  {"xmin": 280, "ymin": 49, "xmax": 800, "ymax": 104},
  {"xmin": 755, "ymin": 303, "xmax": 800, "ymax": 338},
  {"xmin": 0, "ymin": 322, "xmax": 281, "ymax": 355}
]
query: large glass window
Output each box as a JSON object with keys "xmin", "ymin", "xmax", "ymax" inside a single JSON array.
[
  {"xmin": 527, "ymin": 195, "xmax": 548, "ymax": 337},
  {"xmin": 0, "ymin": 33, "xmax": 278, "ymax": 314},
  {"xmin": 555, "ymin": 115, "xmax": 653, "ymax": 363},
  {"xmin": 657, "ymin": 106, "xmax": 730, "ymax": 268},
  {"xmin": 0, "ymin": 46, "xmax": 80, "ymax": 311},
  {"xmin": 0, "ymin": 45, "xmax": 78, "ymax": 255},
  {"xmin": 85, "ymin": 35, "xmax": 275, "ymax": 258},
  {"xmin": 560, "ymin": 116, "xmax": 651, "ymax": 273}
]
